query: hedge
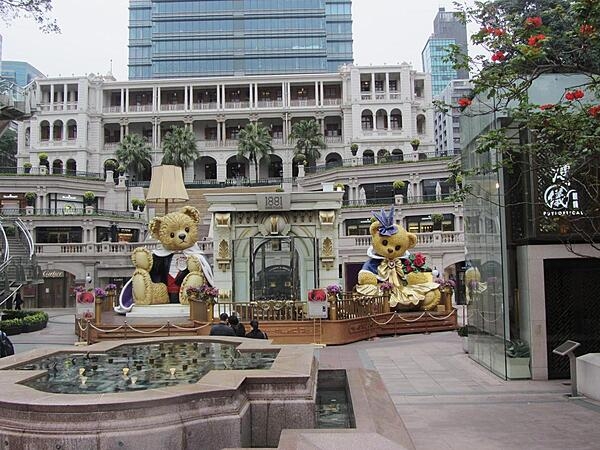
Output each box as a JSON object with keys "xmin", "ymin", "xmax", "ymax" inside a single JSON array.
[{"xmin": 0, "ymin": 311, "xmax": 49, "ymax": 335}]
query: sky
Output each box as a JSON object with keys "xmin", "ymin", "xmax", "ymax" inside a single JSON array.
[{"xmin": 0, "ymin": 0, "xmax": 475, "ymax": 81}]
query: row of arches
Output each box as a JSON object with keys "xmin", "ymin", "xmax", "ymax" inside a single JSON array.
[
  {"xmin": 27, "ymin": 120, "xmax": 78, "ymax": 144},
  {"xmin": 360, "ymin": 109, "xmax": 426, "ymax": 134},
  {"xmin": 41, "ymin": 158, "xmax": 78, "ymax": 174}
]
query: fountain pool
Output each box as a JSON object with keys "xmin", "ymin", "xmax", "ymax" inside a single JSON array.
[{"xmin": 0, "ymin": 336, "xmax": 317, "ymax": 450}]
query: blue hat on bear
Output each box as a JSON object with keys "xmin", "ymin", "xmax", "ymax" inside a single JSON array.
[{"xmin": 372, "ymin": 207, "xmax": 398, "ymax": 237}]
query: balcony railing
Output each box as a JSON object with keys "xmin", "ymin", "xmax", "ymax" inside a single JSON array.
[
  {"xmin": 103, "ymin": 105, "xmax": 121, "ymax": 113},
  {"xmin": 160, "ymin": 103, "xmax": 185, "ymax": 111},
  {"xmin": 128, "ymin": 104, "xmax": 152, "ymax": 113},
  {"xmin": 324, "ymin": 136, "xmax": 343, "ymax": 144},
  {"xmin": 2, "ymin": 208, "xmax": 139, "ymax": 219},
  {"xmin": 35, "ymin": 240, "xmax": 213, "ymax": 256},
  {"xmin": 224, "ymin": 101, "xmax": 250, "ymax": 109},
  {"xmin": 290, "ymin": 99, "xmax": 316, "ymax": 107},
  {"xmin": 1, "ymin": 167, "xmax": 103, "ymax": 179},
  {"xmin": 192, "ymin": 102, "xmax": 217, "ymax": 110},
  {"xmin": 323, "ymin": 98, "xmax": 341, "ymax": 106},
  {"xmin": 257, "ymin": 100, "xmax": 283, "ymax": 108},
  {"xmin": 338, "ymin": 231, "xmax": 464, "ymax": 250},
  {"xmin": 342, "ymin": 195, "xmax": 454, "ymax": 208}
]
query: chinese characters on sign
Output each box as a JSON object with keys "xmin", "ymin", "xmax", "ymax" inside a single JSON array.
[{"xmin": 543, "ymin": 165, "xmax": 583, "ymax": 217}]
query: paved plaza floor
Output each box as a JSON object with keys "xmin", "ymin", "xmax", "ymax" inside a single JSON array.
[{"xmin": 7, "ymin": 309, "xmax": 600, "ymax": 450}]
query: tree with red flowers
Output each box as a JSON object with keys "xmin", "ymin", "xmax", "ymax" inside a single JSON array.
[{"xmin": 447, "ymin": 0, "xmax": 600, "ymax": 254}]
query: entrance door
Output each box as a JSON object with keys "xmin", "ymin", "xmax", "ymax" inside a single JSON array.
[
  {"xmin": 544, "ymin": 258, "xmax": 600, "ymax": 379},
  {"xmin": 250, "ymin": 237, "xmax": 298, "ymax": 300}
]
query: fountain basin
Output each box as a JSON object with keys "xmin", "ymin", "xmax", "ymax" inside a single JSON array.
[{"xmin": 0, "ymin": 336, "xmax": 317, "ymax": 450}]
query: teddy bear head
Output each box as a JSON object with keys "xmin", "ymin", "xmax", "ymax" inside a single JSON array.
[
  {"xmin": 149, "ymin": 206, "xmax": 201, "ymax": 251},
  {"xmin": 370, "ymin": 207, "xmax": 417, "ymax": 260}
]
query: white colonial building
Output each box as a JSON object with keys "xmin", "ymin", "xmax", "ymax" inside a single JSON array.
[{"xmin": 3, "ymin": 64, "xmax": 466, "ymax": 306}]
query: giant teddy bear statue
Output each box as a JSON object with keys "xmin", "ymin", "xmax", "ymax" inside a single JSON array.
[
  {"xmin": 115, "ymin": 206, "xmax": 214, "ymax": 312},
  {"xmin": 356, "ymin": 207, "xmax": 441, "ymax": 311}
]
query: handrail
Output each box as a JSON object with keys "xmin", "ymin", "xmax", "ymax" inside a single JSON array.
[
  {"xmin": 0, "ymin": 218, "xmax": 9, "ymax": 264},
  {"xmin": 0, "ymin": 284, "xmax": 21, "ymax": 309},
  {"xmin": 14, "ymin": 218, "xmax": 34, "ymax": 259}
]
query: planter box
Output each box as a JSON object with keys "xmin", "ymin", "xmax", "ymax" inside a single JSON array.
[
  {"xmin": 39, "ymin": 166, "xmax": 48, "ymax": 175},
  {"xmin": 507, "ymin": 357, "xmax": 531, "ymax": 379},
  {"xmin": 25, "ymin": 206, "xmax": 34, "ymax": 215}
]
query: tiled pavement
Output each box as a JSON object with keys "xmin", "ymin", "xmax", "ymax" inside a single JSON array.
[
  {"xmin": 7, "ymin": 309, "xmax": 600, "ymax": 450},
  {"xmin": 319, "ymin": 333, "xmax": 600, "ymax": 450}
]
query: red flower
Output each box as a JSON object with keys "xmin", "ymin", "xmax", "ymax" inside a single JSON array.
[
  {"xmin": 580, "ymin": 24, "xmax": 595, "ymax": 35},
  {"xmin": 413, "ymin": 253, "xmax": 426, "ymax": 267},
  {"xmin": 525, "ymin": 16, "xmax": 543, "ymax": 28},
  {"xmin": 458, "ymin": 97, "xmax": 472, "ymax": 108},
  {"xmin": 528, "ymin": 34, "xmax": 546, "ymax": 47},
  {"xmin": 588, "ymin": 105, "xmax": 600, "ymax": 117},
  {"xmin": 539, "ymin": 104, "xmax": 554, "ymax": 110},
  {"xmin": 483, "ymin": 26, "xmax": 505, "ymax": 36},
  {"xmin": 308, "ymin": 289, "xmax": 327, "ymax": 302},
  {"xmin": 404, "ymin": 264, "xmax": 412, "ymax": 273},
  {"xmin": 565, "ymin": 90, "xmax": 584, "ymax": 101},
  {"xmin": 491, "ymin": 50, "xmax": 506, "ymax": 62},
  {"xmin": 493, "ymin": 28, "xmax": 505, "ymax": 36}
]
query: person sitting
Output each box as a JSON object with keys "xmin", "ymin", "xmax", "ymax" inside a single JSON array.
[
  {"xmin": 209, "ymin": 313, "xmax": 235, "ymax": 336},
  {"xmin": 228, "ymin": 314, "xmax": 246, "ymax": 337},
  {"xmin": 245, "ymin": 319, "xmax": 268, "ymax": 339}
]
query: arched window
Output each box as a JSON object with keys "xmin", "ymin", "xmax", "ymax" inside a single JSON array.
[
  {"xmin": 66, "ymin": 159, "xmax": 77, "ymax": 176},
  {"xmin": 417, "ymin": 114, "xmax": 426, "ymax": 134},
  {"xmin": 53, "ymin": 120, "xmax": 63, "ymax": 141},
  {"xmin": 361, "ymin": 110, "xmax": 373, "ymax": 130},
  {"xmin": 390, "ymin": 109, "xmax": 402, "ymax": 129},
  {"xmin": 52, "ymin": 159, "xmax": 63, "ymax": 174},
  {"xmin": 375, "ymin": 109, "xmax": 388, "ymax": 130},
  {"xmin": 67, "ymin": 119, "xmax": 77, "ymax": 140},
  {"xmin": 363, "ymin": 149, "xmax": 374, "ymax": 165},
  {"xmin": 40, "ymin": 121, "xmax": 50, "ymax": 141},
  {"xmin": 325, "ymin": 152, "xmax": 343, "ymax": 168},
  {"xmin": 377, "ymin": 149, "xmax": 390, "ymax": 164},
  {"xmin": 391, "ymin": 148, "xmax": 404, "ymax": 162}
]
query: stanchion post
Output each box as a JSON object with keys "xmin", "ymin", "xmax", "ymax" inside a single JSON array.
[
  {"xmin": 167, "ymin": 321, "xmax": 171, "ymax": 336},
  {"xmin": 86, "ymin": 319, "xmax": 91, "ymax": 345},
  {"xmin": 124, "ymin": 320, "xmax": 128, "ymax": 340}
]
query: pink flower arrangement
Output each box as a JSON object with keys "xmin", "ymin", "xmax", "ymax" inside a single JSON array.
[
  {"xmin": 94, "ymin": 287, "xmax": 107, "ymax": 298},
  {"xmin": 308, "ymin": 289, "xmax": 327, "ymax": 302},
  {"xmin": 105, "ymin": 283, "xmax": 117, "ymax": 291},
  {"xmin": 434, "ymin": 278, "xmax": 456, "ymax": 289},
  {"xmin": 197, "ymin": 284, "xmax": 219, "ymax": 299},
  {"xmin": 380, "ymin": 282, "xmax": 393, "ymax": 293}
]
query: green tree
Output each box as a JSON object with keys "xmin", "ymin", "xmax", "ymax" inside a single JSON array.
[
  {"xmin": 0, "ymin": 129, "xmax": 17, "ymax": 168},
  {"xmin": 115, "ymin": 134, "xmax": 152, "ymax": 181},
  {"xmin": 0, "ymin": 0, "xmax": 60, "ymax": 33},
  {"xmin": 448, "ymin": 0, "xmax": 600, "ymax": 252},
  {"xmin": 161, "ymin": 126, "xmax": 199, "ymax": 172},
  {"xmin": 289, "ymin": 119, "xmax": 326, "ymax": 168},
  {"xmin": 237, "ymin": 122, "xmax": 274, "ymax": 182}
]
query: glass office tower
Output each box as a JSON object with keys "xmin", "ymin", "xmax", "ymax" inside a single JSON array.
[
  {"xmin": 421, "ymin": 7, "xmax": 468, "ymax": 96},
  {"xmin": 129, "ymin": 0, "xmax": 353, "ymax": 79}
]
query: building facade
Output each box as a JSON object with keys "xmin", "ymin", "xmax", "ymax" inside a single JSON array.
[
  {"xmin": 128, "ymin": 0, "xmax": 353, "ymax": 79},
  {"xmin": 1, "ymin": 61, "xmax": 44, "ymax": 87},
  {"xmin": 10, "ymin": 63, "xmax": 465, "ymax": 307},
  {"xmin": 421, "ymin": 7, "xmax": 468, "ymax": 96},
  {"xmin": 433, "ymin": 79, "xmax": 471, "ymax": 156}
]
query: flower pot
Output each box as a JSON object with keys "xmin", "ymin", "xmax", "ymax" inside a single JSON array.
[
  {"xmin": 24, "ymin": 167, "xmax": 31, "ymax": 174},
  {"xmin": 139, "ymin": 205, "xmax": 145, "ymax": 212}
]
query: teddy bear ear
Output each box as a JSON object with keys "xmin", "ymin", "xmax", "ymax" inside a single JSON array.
[
  {"xmin": 149, "ymin": 217, "xmax": 162, "ymax": 239},
  {"xmin": 180, "ymin": 206, "xmax": 201, "ymax": 223},
  {"xmin": 407, "ymin": 232, "xmax": 418, "ymax": 249}
]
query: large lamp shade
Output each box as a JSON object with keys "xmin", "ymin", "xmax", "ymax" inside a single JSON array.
[{"xmin": 146, "ymin": 165, "xmax": 188, "ymax": 214}]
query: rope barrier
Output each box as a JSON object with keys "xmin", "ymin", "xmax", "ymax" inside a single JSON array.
[
  {"xmin": 394, "ymin": 312, "xmax": 427, "ymax": 322},
  {"xmin": 76, "ymin": 319, "xmax": 88, "ymax": 332},
  {"xmin": 87, "ymin": 323, "xmax": 126, "ymax": 333},
  {"xmin": 170, "ymin": 322, "xmax": 212, "ymax": 331},
  {"xmin": 426, "ymin": 310, "xmax": 456, "ymax": 321},
  {"xmin": 125, "ymin": 323, "xmax": 169, "ymax": 334},
  {"xmin": 368, "ymin": 313, "xmax": 397, "ymax": 326}
]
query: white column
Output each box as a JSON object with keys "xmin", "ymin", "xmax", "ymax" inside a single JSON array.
[
  {"xmin": 371, "ymin": 73, "xmax": 375, "ymax": 96},
  {"xmin": 385, "ymin": 73, "xmax": 390, "ymax": 100},
  {"xmin": 217, "ymin": 163, "xmax": 227, "ymax": 181},
  {"xmin": 387, "ymin": 108, "xmax": 392, "ymax": 131},
  {"xmin": 125, "ymin": 88, "xmax": 130, "ymax": 112},
  {"xmin": 249, "ymin": 83, "xmax": 253, "ymax": 108},
  {"xmin": 50, "ymin": 85, "xmax": 54, "ymax": 108},
  {"xmin": 254, "ymin": 83, "xmax": 258, "ymax": 108},
  {"xmin": 152, "ymin": 86, "xmax": 157, "ymax": 112},
  {"xmin": 281, "ymin": 82, "xmax": 286, "ymax": 106},
  {"xmin": 216, "ymin": 83, "xmax": 221, "ymax": 108},
  {"xmin": 120, "ymin": 88, "xmax": 125, "ymax": 113},
  {"xmin": 63, "ymin": 84, "xmax": 67, "ymax": 109},
  {"xmin": 222, "ymin": 85, "xmax": 226, "ymax": 108},
  {"xmin": 184, "ymin": 85, "xmax": 189, "ymax": 111},
  {"xmin": 314, "ymin": 81, "xmax": 319, "ymax": 106},
  {"xmin": 156, "ymin": 87, "xmax": 161, "ymax": 111},
  {"xmin": 320, "ymin": 81, "xmax": 324, "ymax": 107},
  {"xmin": 286, "ymin": 83, "xmax": 291, "ymax": 107},
  {"xmin": 217, "ymin": 120, "xmax": 222, "ymax": 143}
]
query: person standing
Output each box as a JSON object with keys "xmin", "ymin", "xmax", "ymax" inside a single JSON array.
[
  {"xmin": 14, "ymin": 291, "xmax": 23, "ymax": 311},
  {"xmin": 245, "ymin": 320, "xmax": 268, "ymax": 339},
  {"xmin": 209, "ymin": 313, "xmax": 235, "ymax": 336}
]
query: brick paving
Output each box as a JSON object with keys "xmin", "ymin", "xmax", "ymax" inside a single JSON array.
[{"xmin": 7, "ymin": 310, "xmax": 600, "ymax": 449}]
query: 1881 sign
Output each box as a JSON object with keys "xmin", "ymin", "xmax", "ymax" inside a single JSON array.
[{"xmin": 257, "ymin": 193, "xmax": 291, "ymax": 211}]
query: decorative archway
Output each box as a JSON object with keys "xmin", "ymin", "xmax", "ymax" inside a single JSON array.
[
  {"xmin": 391, "ymin": 148, "xmax": 404, "ymax": 162},
  {"xmin": 390, "ymin": 109, "xmax": 402, "ymax": 129},
  {"xmin": 226, "ymin": 155, "xmax": 249, "ymax": 180},
  {"xmin": 40, "ymin": 121, "xmax": 50, "ymax": 141},
  {"xmin": 375, "ymin": 109, "xmax": 388, "ymax": 130},
  {"xmin": 325, "ymin": 152, "xmax": 343, "ymax": 168},
  {"xmin": 194, "ymin": 156, "xmax": 217, "ymax": 181},
  {"xmin": 67, "ymin": 119, "xmax": 77, "ymax": 140},
  {"xmin": 52, "ymin": 159, "xmax": 63, "ymax": 174},
  {"xmin": 417, "ymin": 114, "xmax": 426, "ymax": 134},
  {"xmin": 52, "ymin": 120, "xmax": 63, "ymax": 141},
  {"xmin": 377, "ymin": 149, "xmax": 390, "ymax": 164},
  {"xmin": 66, "ymin": 159, "xmax": 77, "ymax": 176},
  {"xmin": 363, "ymin": 149, "xmax": 374, "ymax": 165},
  {"xmin": 361, "ymin": 109, "xmax": 373, "ymax": 130}
]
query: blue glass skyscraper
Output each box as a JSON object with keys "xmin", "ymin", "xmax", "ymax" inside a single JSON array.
[
  {"xmin": 128, "ymin": 0, "xmax": 353, "ymax": 79},
  {"xmin": 421, "ymin": 7, "xmax": 468, "ymax": 96}
]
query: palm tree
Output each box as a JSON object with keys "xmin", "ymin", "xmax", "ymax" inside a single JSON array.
[
  {"xmin": 237, "ymin": 122, "xmax": 274, "ymax": 182},
  {"xmin": 289, "ymin": 119, "xmax": 326, "ymax": 168},
  {"xmin": 161, "ymin": 126, "xmax": 199, "ymax": 172},
  {"xmin": 115, "ymin": 134, "xmax": 152, "ymax": 181}
]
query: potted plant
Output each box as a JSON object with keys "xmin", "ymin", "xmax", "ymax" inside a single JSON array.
[
  {"xmin": 104, "ymin": 160, "xmax": 117, "ymax": 171},
  {"xmin": 410, "ymin": 139, "xmax": 420, "ymax": 151},
  {"xmin": 138, "ymin": 199, "xmax": 146, "ymax": 212},
  {"xmin": 431, "ymin": 213, "xmax": 444, "ymax": 231},
  {"xmin": 350, "ymin": 143, "xmax": 359, "ymax": 156},
  {"xmin": 131, "ymin": 198, "xmax": 141, "ymax": 211},
  {"xmin": 38, "ymin": 152, "xmax": 49, "ymax": 174},
  {"xmin": 117, "ymin": 164, "xmax": 126, "ymax": 176},
  {"xmin": 25, "ymin": 192, "xmax": 37, "ymax": 207},
  {"xmin": 506, "ymin": 339, "xmax": 531, "ymax": 379},
  {"xmin": 392, "ymin": 180, "xmax": 405, "ymax": 193},
  {"xmin": 83, "ymin": 191, "xmax": 96, "ymax": 206},
  {"xmin": 23, "ymin": 162, "xmax": 32, "ymax": 174},
  {"xmin": 275, "ymin": 187, "xmax": 284, "ymax": 192},
  {"xmin": 334, "ymin": 182, "xmax": 345, "ymax": 192}
]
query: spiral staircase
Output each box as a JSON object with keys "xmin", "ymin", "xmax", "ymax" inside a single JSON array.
[{"xmin": 0, "ymin": 216, "xmax": 43, "ymax": 309}]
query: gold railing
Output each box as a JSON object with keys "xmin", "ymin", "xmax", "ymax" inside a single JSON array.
[
  {"xmin": 332, "ymin": 293, "xmax": 389, "ymax": 320},
  {"xmin": 212, "ymin": 300, "xmax": 306, "ymax": 321}
]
